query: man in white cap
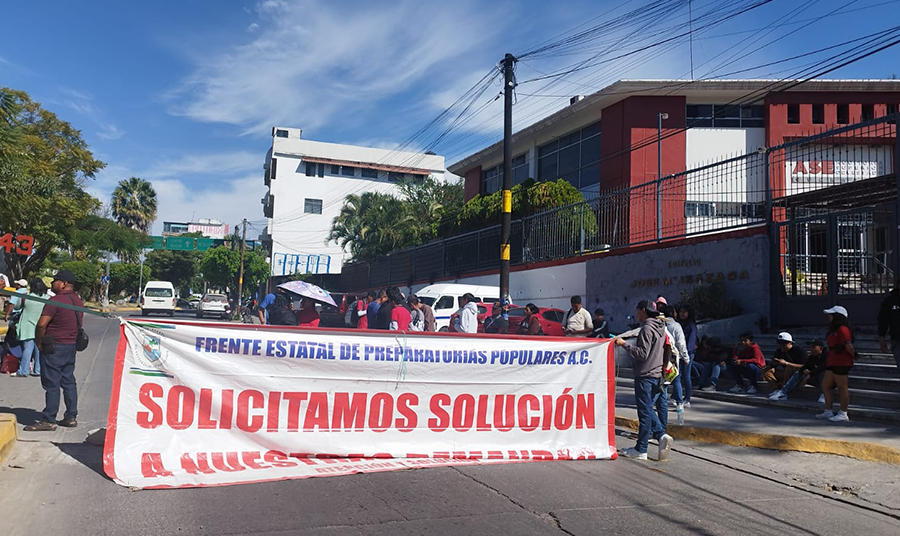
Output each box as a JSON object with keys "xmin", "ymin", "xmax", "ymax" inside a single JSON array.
[
  {"xmin": 4, "ymin": 279, "xmax": 29, "ymax": 322},
  {"xmin": 763, "ymin": 331, "xmax": 807, "ymax": 392}
]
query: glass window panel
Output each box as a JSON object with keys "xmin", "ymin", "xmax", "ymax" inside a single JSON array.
[
  {"xmin": 580, "ymin": 162, "xmax": 601, "ymax": 188},
  {"xmin": 742, "ymin": 119, "xmax": 765, "ymax": 128},
  {"xmin": 581, "ymin": 121, "xmax": 602, "ymax": 139},
  {"xmin": 713, "ymin": 118, "xmax": 741, "ymax": 128},
  {"xmin": 304, "ymin": 198, "xmax": 323, "ymax": 214},
  {"xmin": 513, "ymin": 164, "xmax": 529, "ymax": 185},
  {"xmin": 341, "ymin": 166, "xmax": 356, "ymax": 176},
  {"xmin": 512, "ymin": 153, "xmax": 527, "ymax": 166},
  {"xmin": 743, "ymin": 105, "xmax": 764, "ymax": 118},
  {"xmin": 714, "ymin": 104, "xmax": 740, "ymax": 118},
  {"xmin": 330, "ymin": 165, "xmax": 341, "ymax": 174},
  {"xmin": 787, "ymin": 104, "xmax": 800, "ymax": 124},
  {"xmin": 687, "ymin": 118, "xmax": 713, "ymax": 127},
  {"xmin": 305, "ymin": 162, "xmax": 316, "ymax": 176},
  {"xmin": 560, "ymin": 171, "xmax": 579, "ymax": 188},
  {"xmin": 538, "ymin": 155, "xmax": 557, "ymax": 180},
  {"xmin": 361, "ymin": 168, "xmax": 378, "ymax": 179},
  {"xmin": 538, "ymin": 140, "xmax": 558, "ymax": 157},
  {"xmin": 559, "ymin": 131, "xmax": 581, "ymax": 148},
  {"xmin": 837, "ymin": 104, "xmax": 849, "ymax": 124},
  {"xmin": 558, "ymin": 144, "xmax": 579, "ymax": 175},
  {"xmin": 686, "ymin": 104, "xmax": 713, "ymax": 118},
  {"xmin": 580, "ymin": 134, "xmax": 601, "ymax": 165}
]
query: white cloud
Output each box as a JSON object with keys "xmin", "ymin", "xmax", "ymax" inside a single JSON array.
[
  {"xmin": 166, "ymin": 0, "xmax": 492, "ymax": 135},
  {"xmin": 57, "ymin": 88, "xmax": 126, "ymax": 142},
  {"xmin": 151, "ymin": 175, "xmax": 267, "ymax": 234},
  {"xmin": 247, "ymin": 22, "xmax": 259, "ymax": 32},
  {"xmin": 141, "ymin": 151, "xmax": 261, "ymax": 179}
]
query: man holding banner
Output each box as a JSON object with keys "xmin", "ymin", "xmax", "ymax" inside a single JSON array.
[{"xmin": 614, "ymin": 300, "xmax": 673, "ymax": 461}]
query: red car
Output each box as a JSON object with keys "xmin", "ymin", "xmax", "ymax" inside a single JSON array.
[{"xmin": 448, "ymin": 303, "xmax": 564, "ymax": 336}]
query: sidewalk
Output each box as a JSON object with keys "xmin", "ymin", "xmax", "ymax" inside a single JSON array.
[{"xmin": 615, "ymin": 388, "xmax": 900, "ymax": 463}]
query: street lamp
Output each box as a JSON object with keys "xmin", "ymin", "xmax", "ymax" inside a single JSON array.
[{"xmin": 657, "ymin": 112, "xmax": 669, "ymax": 242}]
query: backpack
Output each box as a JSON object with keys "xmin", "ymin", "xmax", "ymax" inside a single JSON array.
[
  {"xmin": 662, "ymin": 330, "xmax": 679, "ymax": 385},
  {"xmin": 267, "ymin": 294, "xmax": 298, "ymax": 326}
]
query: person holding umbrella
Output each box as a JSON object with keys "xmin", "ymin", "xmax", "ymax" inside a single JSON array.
[{"xmin": 276, "ymin": 280, "xmax": 337, "ymax": 328}]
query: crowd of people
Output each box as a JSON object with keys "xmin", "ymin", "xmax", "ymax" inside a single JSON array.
[
  {"xmin": 2, "ymin": 270, "xmax": 86, "ymax": 432},
  {"xmin": 612, "ymin": 296, "xmax": 862, "ymax": 459}
]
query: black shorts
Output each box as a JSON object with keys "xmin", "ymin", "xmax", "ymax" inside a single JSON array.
[{"xmin": 826, "ymin": 366, "xmax": 852, "ymax": 375}]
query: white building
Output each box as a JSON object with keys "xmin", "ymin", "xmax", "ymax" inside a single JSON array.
[{"xmin": 261, "ymin": 127, "xmax": 449, "ymax": 276}]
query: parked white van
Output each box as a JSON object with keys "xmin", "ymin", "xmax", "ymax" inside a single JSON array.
[
  {"xmin": 141, "ymin": 281, "xmax": 176, "ymax": 316},
  {"xmin": 414, "ymin": 283, "xmax": 510, "ymax": 331}
]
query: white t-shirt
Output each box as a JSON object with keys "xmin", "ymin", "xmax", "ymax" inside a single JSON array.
[{"xmin": 563, "ymin": 307, "xmax": 593, "ymax": 336}]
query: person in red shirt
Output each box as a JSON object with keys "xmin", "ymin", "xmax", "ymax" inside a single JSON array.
[
  {"xmin": 387, "ymin": 287, "xmax": 410, "ymax": 331},
  {"xmin": 295, "ymin": 297, "xmax": 320, "ymax": 327},
  {"xmin": 817, "ymin": 306, "xmax": 855, "ymax": 422},
  {"xmin": 356, "ymin": 292, "xmax": 374, "ymax": 330},
  {"xmin": 24, "ymin": 270, "xmax": 83, "ymax": 432},
  {"xmin": 726, "ymin": 331, "xmax": 766, "ymax": 394}
]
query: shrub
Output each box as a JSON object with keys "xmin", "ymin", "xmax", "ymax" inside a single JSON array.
[{"xmin": 679, "ymin": 281, "xmax": 743, "ymax": 321}]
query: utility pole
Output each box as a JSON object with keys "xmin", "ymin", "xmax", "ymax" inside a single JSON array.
[
  {"xmin": 236, "ymin": 218, "xmax": 247, "ymax": 320},
  {"xmin": 103, "ymin": 253, "xmax": 111, "ymax": 307},
  {"xmin": 499, "ymin": 52, "xmax": 517, "ymax": 310}
]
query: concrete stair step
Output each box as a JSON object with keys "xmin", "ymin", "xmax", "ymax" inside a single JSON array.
[{"xmin": 614, "ymin": 376, "xmax": 900, "ymax": 423}]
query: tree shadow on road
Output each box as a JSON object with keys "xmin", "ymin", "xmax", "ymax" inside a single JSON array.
[{"xmin": 0, "ymin": 405, "xmax": 43, "ymax": 425}]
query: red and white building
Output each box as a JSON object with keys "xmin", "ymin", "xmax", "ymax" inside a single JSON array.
[{"xmin": 449, "ymin": 79, "xmax": 900, "ymax": 240}]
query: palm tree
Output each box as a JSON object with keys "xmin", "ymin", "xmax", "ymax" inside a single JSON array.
[
  {"xmin": 328, "ymin": 191, "xmax": 416, "ymax": 261},
  {"xmin": 111, "ymin": 177, "xmax": 157, "ymax": 233}
]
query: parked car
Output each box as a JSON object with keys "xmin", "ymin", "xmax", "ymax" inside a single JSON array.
[
  {"xmin": 449, "ymin": 304, "xmax": 564, "ymax": 336},
  {"xmin": 141, "ymin": 281, "xmax": 176, "ymax": 316},
  {"xmin": 318, "ymin": 293, "xmax": 359, "ymax": 327},
  {"xmin": 415, "ymin": 284, "xmax": 511, "ymax": 332},
  {"xmin": 196, "ymin": 293, "xmax": 231, "ymax": 319}
]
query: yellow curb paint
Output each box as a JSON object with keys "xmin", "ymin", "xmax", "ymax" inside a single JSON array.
[
  {"xmin": 615, "ymin": 415, "xmax": 900, "ymax": 466},
  {"xmin": 0, "ymin": 413, "xmax": 18, "ymax": 466}
]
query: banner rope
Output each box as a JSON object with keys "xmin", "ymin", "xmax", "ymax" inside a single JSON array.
[
  {"xmin": 393, "ymin": 330, "xmax": 409, "ymax": 387},
  {"xmin": 0, "ymin": 288, "xmax": 117, "ymax": 318}
]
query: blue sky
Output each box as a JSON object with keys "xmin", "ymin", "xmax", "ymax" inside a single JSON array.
[{"xmin": 2, "ymin": 0, "xmax": 899, "ymax": 234}]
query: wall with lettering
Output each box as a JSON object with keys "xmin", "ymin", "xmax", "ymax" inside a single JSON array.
[{"xmin": 585, "ymin": 233, "xmax": 769, "ymax": 331}]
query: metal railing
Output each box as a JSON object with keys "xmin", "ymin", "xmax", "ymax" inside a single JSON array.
[{"xmin": 341, "ymin": 114, "xmax": 899, "ymax": 291}]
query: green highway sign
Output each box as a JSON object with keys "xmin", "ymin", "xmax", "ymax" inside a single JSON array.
[
  {"xmin": 196, "ymin": 238, "xmax": 225, "ymax": 251},
  {"xmin": 148, "ymin": 236, "xmax": 165, "ymax": 250},
  {"xmin": 166, "ymin": 236, "xmax": 196, "ymax": 251}
]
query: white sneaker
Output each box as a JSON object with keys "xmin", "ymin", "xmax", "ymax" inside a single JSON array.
[
  {"xmin": 769, "ymin": 390, "xmax": 787, "ymax": 401},
  {"xmin": 668, "ymin": 399, "xmax": 677, "ymax": 407},
  {"xmin": 815, "ymin": 410, "xmax": 834, "ymax": 419},
  {"xmin": 658, "ymin": 434, "xmax": 673, "ymax": 461},
  {"xmin": 746, "ymin": 385, "xmax": 758, "ymax": 395},
  {"xmin": 727, "ymin": 385, "xmax": 743, "ymax": 394},
  {"xmin": 619, "ymin": 447, "xmax": 648, "ymax": 460},
  {"xmin": 683, "ymin": 401, "xmax": 691, "ymax": 408},
  {"xmin": 700, "ymin": 385, "xmax": 716, "ymax": 392},
  {"xmin": 818, "ymin": 394, "xmax": 826, "ymax": 404},
  {"xmin": 828, "ymin": 411, "xmax": 850, "ymax": 423}
]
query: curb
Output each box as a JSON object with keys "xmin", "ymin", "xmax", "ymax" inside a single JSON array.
[
  {"xmin": 0, "ymin": 413, "xmax": 17, "ymax": 466},
  {"xmin": 615, "ymin": 415, "xmax": 900, "ymax": 466}
]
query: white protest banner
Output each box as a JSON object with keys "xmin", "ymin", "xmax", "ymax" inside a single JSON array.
[{"xmin": 104, "ymin": 319, "xmax": 616, "ymax": 489}]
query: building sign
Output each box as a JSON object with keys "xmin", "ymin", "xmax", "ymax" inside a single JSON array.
[
  {"xmin": 188, "ymin": 223, "xmax": 229, "ymax": 239},
  {"xmin": 788, "ymin": 159, "xmax": 884, "ymax": 183}
]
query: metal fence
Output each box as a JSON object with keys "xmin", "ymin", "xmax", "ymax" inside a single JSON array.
[{"xmin": 341, "ymin": 114, "xmax": 899, "ymax": 292}]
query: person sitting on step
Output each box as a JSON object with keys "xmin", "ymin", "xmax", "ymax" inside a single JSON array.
[{"xmin": 726, "ymin": 332, "xmax": 766, "ymax": 395}]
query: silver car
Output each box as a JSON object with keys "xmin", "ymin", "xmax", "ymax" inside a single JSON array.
[{"xmin": 196, "ymin": 293, "xmax": 231, "ymax": 319}]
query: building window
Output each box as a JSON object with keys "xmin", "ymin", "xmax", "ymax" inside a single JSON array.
[
  {"xmin": 812, "ymin": 104, "xmax": 824, "ymax": 124},
  {"xmin": 837, "ymin": 104, "xmax": 849, "ymax": 124},
  {"xmin": 275, "ymin": 129, "xmax": 288, "ymax": 138},
  {"xmin": 787, "ymin": 104, "xmax": 800, "ymax": 124},
  {"xmin": 536, "ymin": 120, "xmax": 601, "ymax": 191},
  {"xmin": 304, "ymin": 199, "xmax": 323, "ymax": 214},
  {"xmin": 887, "ymin": 103, "xmax": 899, "ymax": 116},
  {"xmin": 862, "ymin": 104, "xmax": 875, "ymax": 121},
  {"xmin": 685, "ymin": 202, "xmax": 716, "ymax": 217},
  {"xmin": 361, "ymin": 168, "xmax": 378, "ymax": 179},
  {"xmin": 341, "ymin": 166, "xmax": 356, "ymax": 177},
  {"xmin": 330, "ymin": 164, "xmax": 341, "ymax": 175},
  {"xmin": 686, "ymin": 104, "xmax": 763, "ymax": 128},
  {"xmin": 389, "ymin": 172, "xmax": 410, "ymax": 182},
  {"xmin": 305, "ymin": 162, "xmax": 316, "ymax": 176},
  {"xmin": 481, "ymin": 153, "xmax": 530, "ymax": 194}
]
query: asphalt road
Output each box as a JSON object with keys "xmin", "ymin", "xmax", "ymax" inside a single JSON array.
[{"xmin": 1, "ymin": 313, "xmax": 899, "ymax": 535}]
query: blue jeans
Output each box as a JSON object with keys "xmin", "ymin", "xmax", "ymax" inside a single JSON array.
[
  {"xmin": 672, "ymin": 354, "xmax": 694, "ymax": 403},
  {"xmin": 728, "ymin": 363, "xmax": 762, "ymax": 387},
  {"xmin": 699, "ymin": 362, "xmax": 722, "ymax": 387},
  {"xmin": 634, "ymin": 377, "xmax": 667, "ymax": 454},
  {"xmin": 781, "ymin": 369, "xmax": 824, "ymax": 396},
  {"xmin": 40, "ymin": 343, "xmax": 78, "ymax": 422},
  {"xmin": 17, "ymin": 339, "xmax": 40, "ymax": 376}
]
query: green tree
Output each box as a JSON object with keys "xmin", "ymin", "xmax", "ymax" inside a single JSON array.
[
  {"xmin": 145, "ymin": 249, "xmax": 199, "ymax": 295},
  {"xmin": 0, "ymin": 88, "xmax": 106, "ymax": 279},
  {"xmin": 327, "ymin": 191, "xmax": 416, "ymax": 261},
  {"xmin": 111, "ymin": 177, "xmax": 158, "ymax": 233},
  {"xmin": 199, "ymin": 246, "xmax": 240, "ymax": 291},
  {"xmin": 69, "ymin": 214, "xmax": 149, "ymax": 261},
  {"xmin": 241, "ymin": 250, "xmax": 270, "ymax": 297},
  {"xmin": 60, "ymin": 260, "xmax": 101, "ymax": 300},
  {"xmin": 396, "ymin": 176, "xmax": 464, "ymax": 242},
  {"xmin": 109, "ymin": 262, "xmax": 151, "ymax": 297}
]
